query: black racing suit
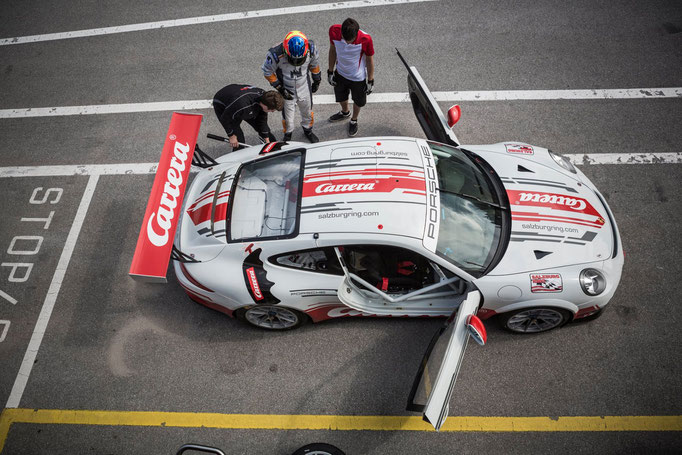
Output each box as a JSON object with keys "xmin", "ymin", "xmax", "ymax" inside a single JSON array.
[{"xmin": 212, "ymin": 85, "xmax": 276, "ymax": 148}]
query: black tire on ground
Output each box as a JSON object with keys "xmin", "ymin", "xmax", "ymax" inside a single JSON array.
[
  {"xmin": 291, "ymin": 442, "xmax": 346, "ymax": 455},
  {"xmin": 235, "ymin": 305, "xmax": 308, "ymax": 330},
  {"xmin": 498, "ymin": 307, "xmax": 572, "ymax": 334}
]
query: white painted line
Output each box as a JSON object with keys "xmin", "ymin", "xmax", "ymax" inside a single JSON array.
[
  {"xmin": 0, "ymin": 0, "xmax": 436, "ymax": 46},
  {"xmin": 565, "ymin": 152, "xmax": 682, "ymax": 165},
  {"xmin": 1, "ymin": 89, "xmax": 680, "ymax": 119},
  {"xmin": 0, "ymin": 100, "xmax": 212, "ymax": 118},
  {"xmin": 0, "ymin": 163, "xmax": 161, "ymax": 178},
  {"xmin": 0, "ymin": 289, "xmax": 18, "ymax": 305},
  {"xmin": 431, "ymin": 88, "xmax": 682, "ymax": 101},
  {"xmin": 0, "ymin": 153, "xmax": 680, "ymax": 179},
  {"xmin": 5, "ymin": 175, "xmax": 100, "ymax": 408}
]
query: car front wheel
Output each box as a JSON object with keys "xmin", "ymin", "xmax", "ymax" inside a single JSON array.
[
  {"xmin": 237, "ymin": 305, "xmax": 308, "ymax": 330},
  {"xmin": 499, "ymin": 307, "xmax": 571, "ymax": 334}
]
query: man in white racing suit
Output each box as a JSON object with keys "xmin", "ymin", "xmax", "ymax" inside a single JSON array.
[{"xmin": 262, "ymin": 30, "xmax": 322, "ymax": 143}]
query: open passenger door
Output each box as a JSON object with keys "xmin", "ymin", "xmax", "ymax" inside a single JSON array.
[
  {"xmin": 407, "ymin": 290, "xmax": 484, "ymax": 431},
  {"xmin": 397, "ymin": 49, "xmax": 460, "ymax": 147}
]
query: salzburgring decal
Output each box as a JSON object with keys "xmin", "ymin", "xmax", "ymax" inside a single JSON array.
[
  {"xmin": 317, "ymin": 210, "xmax": 379, "ymax": 220},
  {"xmin": 530, "ymin": 273, "xmax": 563, "ymax": 293},
  {"xmin": 521, "ymin": 223, "xmax": 579, "ymax": 234},
  {"xmin": 505, "ymin": 144, "xmax": 534, "ymax": 155}
]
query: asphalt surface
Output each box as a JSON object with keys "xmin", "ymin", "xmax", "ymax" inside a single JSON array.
[{"xmin": 1, "ymin": 0, "xmax": 681, "ymax": 454}]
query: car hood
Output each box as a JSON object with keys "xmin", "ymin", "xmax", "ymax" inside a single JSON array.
[
  {"xmin": 467, "ymin": 143, "xmax": 614, "ymax": 275},
  {"xmin": 176, "ymin": 162, "xmax": 240, "ymax": 261}
]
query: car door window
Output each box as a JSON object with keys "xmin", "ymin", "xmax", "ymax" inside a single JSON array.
[{"xmin": 271, "ymin": 247, "xmax": 343, "ymax": 276}]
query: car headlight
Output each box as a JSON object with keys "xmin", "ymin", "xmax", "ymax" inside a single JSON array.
[
  {"xmin": 580, "ymin": 268, "xmax": 606, "ymax": 296},
  {"xmin": 549, "ymin": 150, "xmax": 577, "ymax": 174}
]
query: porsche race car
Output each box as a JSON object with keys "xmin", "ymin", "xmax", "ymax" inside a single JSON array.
[{"xmin": 129, "ymin": 52, "xmax": 624, "ymax": 430}]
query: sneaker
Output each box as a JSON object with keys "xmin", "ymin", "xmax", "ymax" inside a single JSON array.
[
  {"xmin": 329, "ymin": 110, "xmax": 351, "ymax": 122},
  {"xmin": 304, "ymin": 129, "xmax": 319, "ymax": 143},
  {"xmin": 348, "ymin": 120, "xmax": 358, "ymax": 137},
  {"xmin": 283, "ymin": 132, "xmax": 292, "ymax": 142}
]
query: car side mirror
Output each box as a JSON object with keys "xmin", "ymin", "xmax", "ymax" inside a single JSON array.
[
  {"xmin": 466, "ymin": 314, "xmax": 487, "ymax": 346},
  {"xmin": 447, "ymin": 105, "xmax": 461, "ymax": 128}
]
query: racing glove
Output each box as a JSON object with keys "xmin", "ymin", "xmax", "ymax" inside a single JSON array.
[
  {"xmin": 327, "ymin": 70, "xmax": 337, "ymax": 87},
  {"xmin": 311, "ymin": 80, "xmax": 320, "ymax": 93},
  {"xmin": 277, "ymin": 85, "xmax": 294, "ymax": 101},
  {"xmin": 365, "ymin": 79, "xmax": 374, "ymax": 95}
]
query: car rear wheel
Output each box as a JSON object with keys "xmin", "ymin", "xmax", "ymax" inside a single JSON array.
[
  {"xmin": 237, "ymin": 305, "xmax": 307, "ymax": 330},
  {"xmin": 499, "ymin": 307, "xmax": 571, "ymax": 334}
]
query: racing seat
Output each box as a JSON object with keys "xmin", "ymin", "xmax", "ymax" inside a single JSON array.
[{"xmin": 346, "ymin": 247, "xmax": 432, "ymax": 293}]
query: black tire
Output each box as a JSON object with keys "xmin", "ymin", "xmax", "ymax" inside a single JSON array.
[
  {"xmin": 235, "ymin": 305, "xmax": 308, "ymax": 330},
  {"xmin": 291, "ymin": 443, "xmax": 346, "ymax": 455},
  {"xmin": 498, "ymin": 307, "xmax": 572, "ymax": 334}
]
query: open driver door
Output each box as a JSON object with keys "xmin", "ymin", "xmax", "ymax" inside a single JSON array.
[{"xmin": 406, "ymin": 290, "xmax": 486, "ymax": 431}]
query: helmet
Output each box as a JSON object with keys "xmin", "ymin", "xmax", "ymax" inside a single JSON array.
[{"xmin": 283, "ymin": 30, "xmax": 309, "ymax": 66}]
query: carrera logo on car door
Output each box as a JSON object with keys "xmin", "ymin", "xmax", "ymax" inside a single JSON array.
[{"xmin": 242, "ymin": 248, "xmax": 280, "ymax": 304}]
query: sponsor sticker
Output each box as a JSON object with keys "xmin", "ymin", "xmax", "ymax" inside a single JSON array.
[
  {"xmin": 507, "ymin": 190, "xmax": 605, "ymax": 221},
  {"xmin": 246, "ymin": 267, "xmax": 264, "ymax": 300},
  {"xmin": 242, "ymin": 248, "xmax": 280, "ymax": 304},
  {"xmin": 505, "ymin": 143, "xmax": 534, "ymax": 155},
  {"xmin": 530, "ymin": 273, "xmax": 563, "ymax": 293}
]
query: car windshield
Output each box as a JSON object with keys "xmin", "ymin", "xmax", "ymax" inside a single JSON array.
[
  {"xmin": 429, "ymin": 142, "xmax": 504, "ymax": 276},
  {"xmin": 229, "ymin": 151, "xmax": 302, "ymax": 241}
]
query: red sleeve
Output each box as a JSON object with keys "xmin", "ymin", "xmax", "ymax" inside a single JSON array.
[
  {"xmin": 357, "ymin": 31, "xmax": 374, "ymax": 56},
  {"xmin": 329, "ymin": 24, "xmax": 342, "ymax": 44}
]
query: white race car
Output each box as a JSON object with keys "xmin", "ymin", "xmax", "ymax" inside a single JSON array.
[{"xmin": 130, "ymin": 52, "xmax": 623, "ymax": 430}]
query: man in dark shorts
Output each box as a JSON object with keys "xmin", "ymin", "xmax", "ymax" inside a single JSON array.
[
  {"xmin": 327, "ymin": 18, "xmax": 375, "ymax": 136},
  {"xmin": 213, "ymin": 84, "xmax": 284, "ymax": 150}
]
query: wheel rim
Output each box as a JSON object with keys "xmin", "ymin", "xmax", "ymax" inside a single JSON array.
[
  {"xmin": 506, "ymin": 308, "xmax": 565, "ymax": 333},
  {"xmin": 245, "ymin": 306, "xmax": 299, "ymax": 329}
]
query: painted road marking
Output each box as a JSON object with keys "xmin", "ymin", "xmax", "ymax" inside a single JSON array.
[
  {"xmin": 0, "ymin": 0, "xmax": 437, "ymax": 46},
  {"xmin": 0, "ymin": 153, "xmax": 680, "ymax": 180},
  {"xmin": 4, "ymin": 176, "xmax": 100, "ymax": 409},
  {"xmin": 1, "ymin": 89, "xmax": 681, "ymax": 118},
  {"xmin": 0, "ymin": 409, "xmax": 680, "ymax": 451}
]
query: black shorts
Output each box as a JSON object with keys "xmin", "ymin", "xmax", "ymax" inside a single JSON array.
[{"xmin": 333, "ymin": 72, "xmax": 367, "ymax": 107}]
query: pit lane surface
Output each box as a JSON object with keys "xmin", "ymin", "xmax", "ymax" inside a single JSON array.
[{"xmin": 1, "ymin": 0, "xmax": 681, "ymax": 453}]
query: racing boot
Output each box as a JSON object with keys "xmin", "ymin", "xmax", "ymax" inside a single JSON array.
[
  {"xmin": 283, "ymin": 132, "xmax": 292, "ymax": 142},
  {"xmin": 303, "ymin": 128, "xmax": 319, "ymax": 143}
]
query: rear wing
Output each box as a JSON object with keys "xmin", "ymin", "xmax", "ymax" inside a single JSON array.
[{"xmin": 129, "ymin": 112, "xmax": 202, "ymax": 283}]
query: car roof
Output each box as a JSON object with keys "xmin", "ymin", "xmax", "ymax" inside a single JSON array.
[{"xmin": 296, "ymin": 137, "xmax": 428, "ymax": 242}]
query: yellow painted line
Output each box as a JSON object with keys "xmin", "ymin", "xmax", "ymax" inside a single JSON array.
[{"xmin": 1, "ymin": 408, "xmax": 681, "ymax": 452}]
